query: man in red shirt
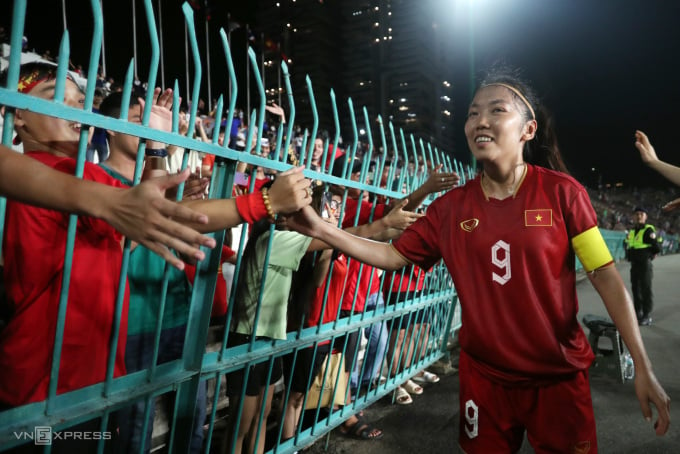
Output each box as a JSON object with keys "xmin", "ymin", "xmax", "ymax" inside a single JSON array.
[{"xmin": 1, "ymin": 65, "xmax": 134, "ymax": 408}]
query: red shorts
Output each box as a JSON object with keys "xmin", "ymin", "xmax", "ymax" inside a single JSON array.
[{"xmin": 458, "ymin": 350, "xmax": 597, "ymax": 454}]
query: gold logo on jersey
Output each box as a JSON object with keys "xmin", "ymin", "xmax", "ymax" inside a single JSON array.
[
  {"xmin": 460, "ymin": 218, "xmax": 479, "ymax": 232},
  {"xmin": 572, "ymin": 441, "xmax": 590, "ymax": 454},
  {"xmin": 525, "ymin": 209, "xmax": 552, "ymax": 227}
]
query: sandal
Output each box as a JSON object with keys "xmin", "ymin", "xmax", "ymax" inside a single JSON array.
[
  {"xmin": 412, "ymin": 371, "xmax": 440, "ymax": 384},
  {"xmin": 403, "ymin": 379, "xmax": 423, "ymax": 395},
  {"xmin": 340, "ymin": 415, "xmax": 384, "ymax": 440},
  {"xmin": 394, "ymin": 386, "xmax": 413, "ymax": 405}
]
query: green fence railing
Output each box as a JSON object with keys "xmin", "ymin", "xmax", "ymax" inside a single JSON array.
[{"xmin": 0, "ymin": 1, "xmax": 463, "ymax": 453}]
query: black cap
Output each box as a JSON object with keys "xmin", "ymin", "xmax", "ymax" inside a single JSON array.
[
  {"xmin": 633, "ymin": 206, "xmax": 648, "ymax": 214},
  {"xmin": 331, "ymin": 156, "xmax": 362, "ymax": 178}
]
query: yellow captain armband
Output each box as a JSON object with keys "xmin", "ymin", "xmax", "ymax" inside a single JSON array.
[{"xmin": 571, "ymin": 226, "xmax": 614, "ymax": 272}]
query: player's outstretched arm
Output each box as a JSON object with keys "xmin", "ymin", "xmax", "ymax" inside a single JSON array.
[
  {"xmin": 285, "ymin": 205, "xmax": 409, "ymax": 271},
  {"xmin": 587, "ymin": 264, "xmax": 671, "ymax": 436}
]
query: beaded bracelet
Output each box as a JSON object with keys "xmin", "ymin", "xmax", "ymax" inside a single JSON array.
[
  {"xmin": 145, "ymin": 148, "xmax": 168, "ymax": 158},
  {"xmin": 261, "ymin": 187, "xmax": 276, "ymax": 221}
]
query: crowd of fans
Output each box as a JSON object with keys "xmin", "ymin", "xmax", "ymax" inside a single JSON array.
[
  {"xmin": 588, "ymin": 185, "xmax": 680, "ymax": 254},
  {"xmin": 0, "ymin": 58, "xmax": 456, "ymax": 454}
]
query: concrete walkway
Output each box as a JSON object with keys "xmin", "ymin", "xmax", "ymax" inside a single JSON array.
[{"xmin": 307, "ymin": 255, "xmax": 680, "ymax": 453}]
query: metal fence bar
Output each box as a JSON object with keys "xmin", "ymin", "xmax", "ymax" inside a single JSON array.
[
  {"xmin": 46, "ymin": 0, "xmax": 103, "ymax": 417},
  {"xmin": 304, "ymin": 75, "xmax": 319, "ymax": 169}
]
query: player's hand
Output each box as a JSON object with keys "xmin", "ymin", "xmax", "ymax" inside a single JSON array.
[
  {"xmin": 634, "ymin": 366, "xmax": 671, "ymax": 436},
  {"xmin": 284, "ymin": 205, "xmax": 326, "ymax": 238}
]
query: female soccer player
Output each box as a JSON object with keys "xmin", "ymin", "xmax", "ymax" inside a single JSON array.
[{"xmin": 286, "ymin": 67, "xmax": 671, "ymax": 453}]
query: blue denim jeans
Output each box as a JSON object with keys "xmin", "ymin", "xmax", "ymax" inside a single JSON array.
[
  {"xmin": 351, "ymin": 292, "xmax": 388, "ymax": 391},
  {"xmin": 119, "ymin": 325, "xmax": 206, "ymax": 454}
]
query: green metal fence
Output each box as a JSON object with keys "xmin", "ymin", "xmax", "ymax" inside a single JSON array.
[
  {"xmin": 0, "ymin": 2, "xmax": 636, "ymax": 452},
  {"xmin": 0, "ymin": 1, "xmax": 463, "ymax": 453}
]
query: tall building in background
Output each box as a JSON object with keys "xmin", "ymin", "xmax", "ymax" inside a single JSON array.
[
  {"xmin": 256, "ymin": 0, "xmax": 343, "ymax": 144},
  {"xmin": 255, "ymin": 0, "xmax": 455, "ymax": 155}
]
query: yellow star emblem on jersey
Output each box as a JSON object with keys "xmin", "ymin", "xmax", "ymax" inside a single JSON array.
[{"xmin": 525, "ymin": 209, "xmax": 552, "ymax": 227}]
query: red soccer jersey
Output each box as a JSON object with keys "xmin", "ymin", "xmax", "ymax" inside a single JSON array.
[
  {"xmin": 340, "ymin": 198, "xmax": 386, "ymax": 313},
  {"xmin": 0, "ymin": 151, "xmax": 129, "ymax": 406},
  {"xmin": 307, "ymin": 254, "xmax": 348, "ymax": 328},
  {"xmin": 392, "ymin": 165, "xmax": 595, "ymax": 385}
]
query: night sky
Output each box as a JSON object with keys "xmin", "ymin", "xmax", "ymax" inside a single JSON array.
[
  {"xmin": 444, "ymin": 0, "xmax": 680, "ymax": 188},
  {"xmin": 3, "ymin": 0, "xmax": 680, "ymax": 189}
]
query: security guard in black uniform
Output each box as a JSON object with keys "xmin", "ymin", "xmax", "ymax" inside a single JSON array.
[{"xmin": 624, "ymin": 206, "xmax": 661, "ymax": 326}]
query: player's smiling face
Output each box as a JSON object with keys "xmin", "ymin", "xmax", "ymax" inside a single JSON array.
[{"xmin": 464, "ymin": 85, "xmax": 534, "ymax": 165}]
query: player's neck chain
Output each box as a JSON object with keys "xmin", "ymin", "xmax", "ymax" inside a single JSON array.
[{"xmin": 481, "ymin": 162, "xmax": 527, "ymax": 201}]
